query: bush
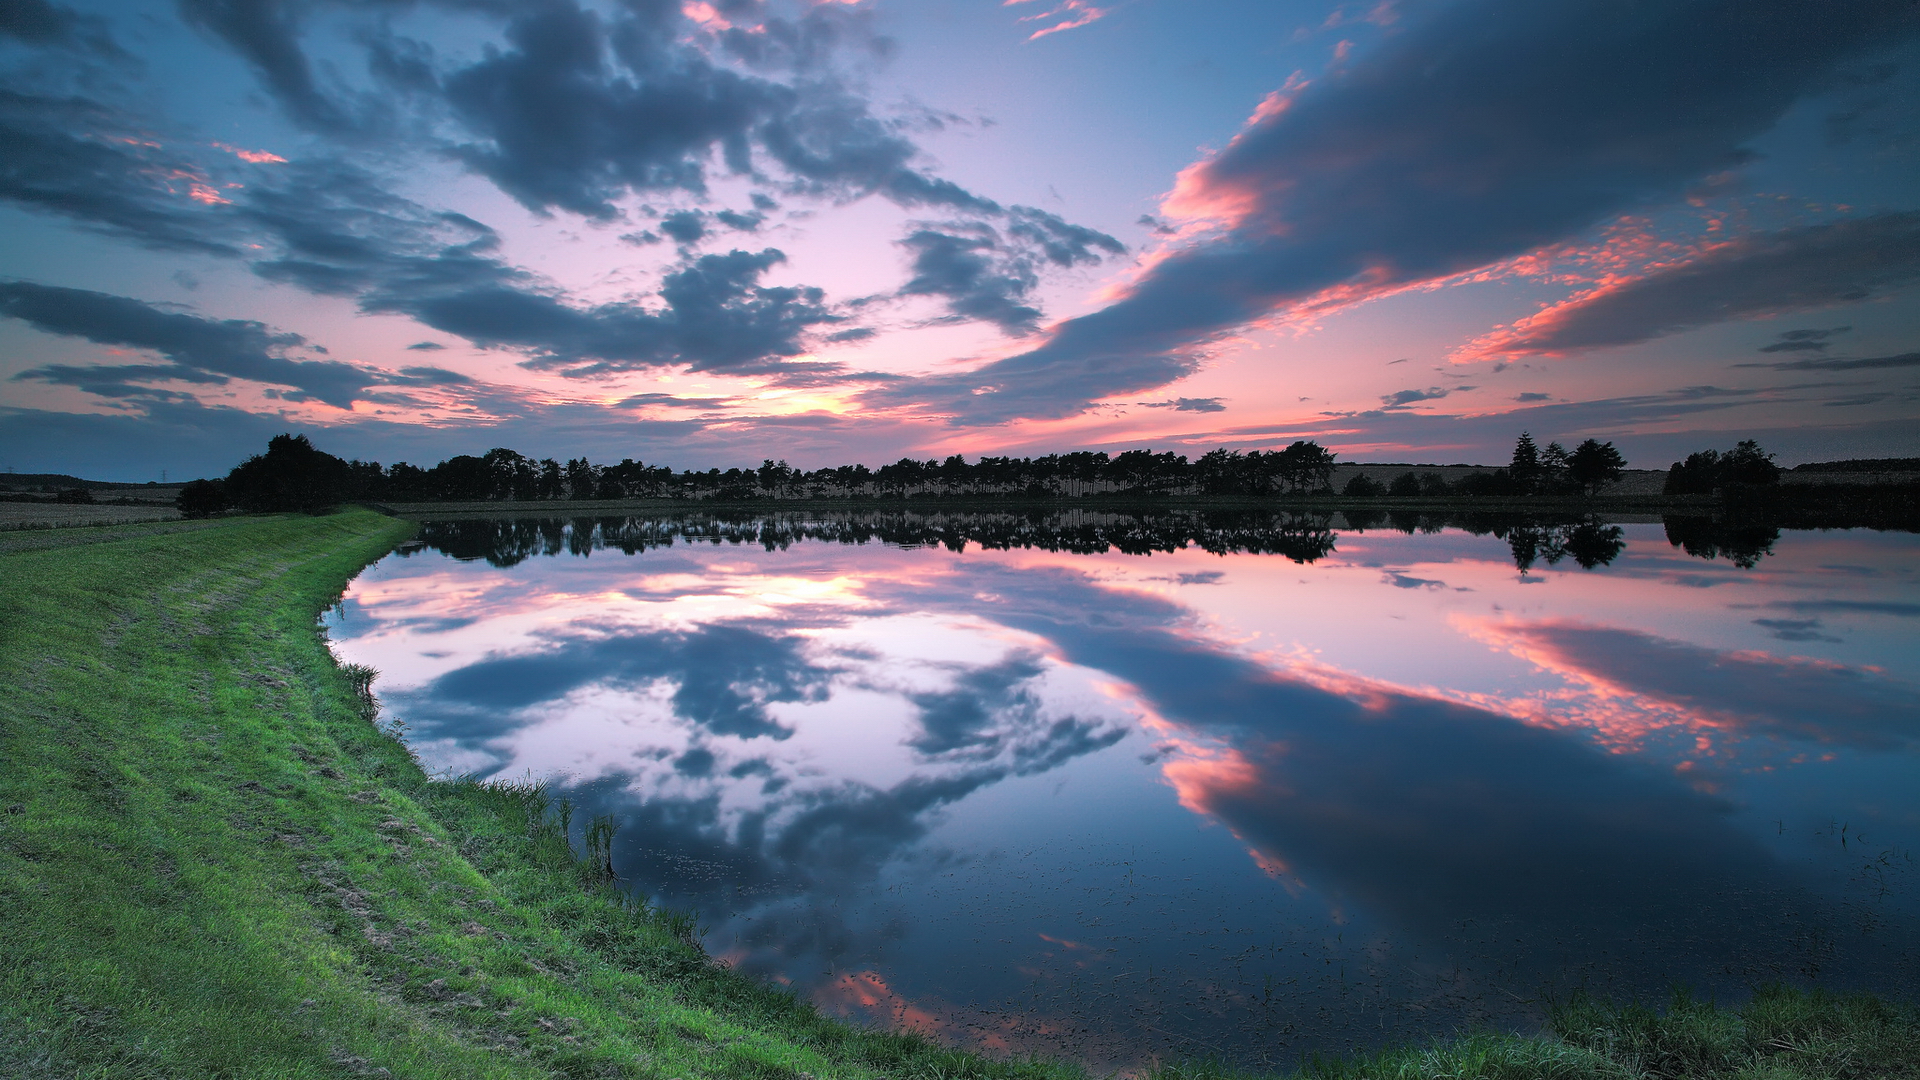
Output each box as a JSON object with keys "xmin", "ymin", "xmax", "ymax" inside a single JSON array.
[
  {"xmin": 1342, "ymin": 474, "xmax": 1386, "ymax": 497},
  {"xmin": 1388, "ymin": 472, "xmax": 1423, "ymax": 497},
  {"xmin": 175, "ymin": 478, "xmax": 229, "ymax": 519}
]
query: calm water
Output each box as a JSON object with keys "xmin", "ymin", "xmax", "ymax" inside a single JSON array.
[{"xmin": 326, "ymin": 511, "xmax": 1920, "ymax": 1070}]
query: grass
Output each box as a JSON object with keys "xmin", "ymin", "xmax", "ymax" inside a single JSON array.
[{"xmin": 1, "ymin": 509, "xmax": 1914, "ymax": 1079}]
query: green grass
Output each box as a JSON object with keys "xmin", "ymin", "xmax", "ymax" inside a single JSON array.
[{"xmin": 1, "ymin": 509, "xmax": 1913, "ymax": 1079}]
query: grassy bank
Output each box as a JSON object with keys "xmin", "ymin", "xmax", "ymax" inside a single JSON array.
[{"xmin": 1, "ymin": 511, "xmax": 1914, "ymax": 1078}]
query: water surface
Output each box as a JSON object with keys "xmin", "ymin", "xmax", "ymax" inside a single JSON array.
[{"xmin": 326, "ymin": 511, "xmax": 1920, "ymax": 1069}]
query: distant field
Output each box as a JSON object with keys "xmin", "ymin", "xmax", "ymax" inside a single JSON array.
[{"xmin": 0, "ymin": 502, "xmax": 182, "ymax": 530}]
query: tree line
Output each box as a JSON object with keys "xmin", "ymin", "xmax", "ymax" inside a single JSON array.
[
  {"xmin": 181, "ymin": 436, "xmax": 1344, "ymax": 514},
  {"xmin": 177, "ymin": 430, "xmax": 1753, "ymax": 517}
]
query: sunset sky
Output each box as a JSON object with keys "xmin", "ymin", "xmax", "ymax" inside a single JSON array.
[{"xmin": 3, "ymin": 0, "xmax": 1918, "ymax": 480}]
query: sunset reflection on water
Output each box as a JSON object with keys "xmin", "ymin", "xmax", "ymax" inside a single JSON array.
[{"xmin": 327, "ymin": 515, "xmax": 1920, "ymax": 1069}]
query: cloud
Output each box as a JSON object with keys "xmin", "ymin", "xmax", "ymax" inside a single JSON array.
[
  {"xmin": 1751, "ymin": 618, "xmax": 1842, "ymax": 643},
  {"xmin": 875, "ymin": 1, "xmax": 1920, "ymax": 423},
  {"xmin": 1008, "ymin": 0, "xmax": 1110, "ymax": 42},
  {"xmin": 1, "ymin": 281, "xmax": 383, "ymax": 408},
  {"xmin": 177, "ymin": 0, "xmax": 357, "ymax": 133},
  {"xmin": 428, "ymin": 623, "xmax": 837, "ymax": 741},
  {"xmin": 34, "ymin": 146, "xmax": 854, "ymax": 382},
  {"xmin": 1381, "ymin": 386, "xmax": 1451, "ymax": 408},
  {"xmin": 1741, "ymin": 349, "xmax": 1920, "ymax": 372},
  {"xmin": 1514, "ymin": 392, "xmax": 1552, "ymax": 402},
  {"xmin": 1138, "ymin": 396, "xmax": 1226, "ymax": 413},
  {"xmin": 1470, "ymin": 214, "xmax": 1920, "ymax": 357},
  {"xmin": 0, "ymin": 90, "xmax": 246, "ymax": 256},
  {"xmin": 432, "ymin": 0, "xmax": 995, "ymax": 219},
  {"xmin": 891, "ymin": 564, "xmax": 1796, "ymax": 967},
  {"xmin": 405, "ymin": 340, "xmax": 445, "ymax": 350},
  {"xmin": 659, "ymin": 210, "xmax": 709, "ymax": 244},
  {"xmin": 896, "ymin": 207, "xmax": 1122, "ymax": 335},
  {"xmin": 1492, "ymin": 621, "xmax": 1920, "ymax": 749},
  {"xmin": 0, "ymin": 0, "xmax": 122, "ymax": 54},
  {"xmin": 1, "ymin": 6, "xmax": 1121, "ymax": 400},
  {"xmin": 1758, "ymin": 326, "xmax": 1851, "ymax": 353}
]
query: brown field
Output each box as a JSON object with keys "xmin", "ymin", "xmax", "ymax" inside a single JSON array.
[{"xmin": 0, "ymin": 502, "xmax": 183, "ymax": 531}]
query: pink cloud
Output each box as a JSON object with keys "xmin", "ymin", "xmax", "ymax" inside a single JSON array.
[{"xmin": 1006, "ymin": 0, "xmax": 1110, "ymax": 41}]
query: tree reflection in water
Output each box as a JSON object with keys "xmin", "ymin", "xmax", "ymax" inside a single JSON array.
[{"xmin": 407, "ymin": 509, "xmax": 1740, "ymax": 573}]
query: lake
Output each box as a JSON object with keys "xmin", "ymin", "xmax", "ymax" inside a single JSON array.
[{"xmin": 324, "ymin": 509, "xmax": 1920, "ymax": 1070}]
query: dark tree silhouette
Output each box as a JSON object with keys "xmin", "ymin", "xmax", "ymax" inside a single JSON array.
[
  {"xmin": 176, "ymin": 478, "xmax": 228, "ymax": 518},
  {"xmin": 1510, "ymin": 432, "xmax": 1544, "ymax": 494},
  {"xmin": 1665, "ymin": 439, "xmax": 1779, "ymax": 495},
  {"xmin": 224, "ymin": 434, "xmax": 354, "ymax": 513},
  {"xmin": 1566, "ymin": 439, "xmax": 1626, "ymax": 495}
]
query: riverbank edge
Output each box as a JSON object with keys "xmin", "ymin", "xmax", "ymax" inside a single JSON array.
[{"xmin": 0, "ymin": 511, "xmax": 1914, "ymax": 1079}]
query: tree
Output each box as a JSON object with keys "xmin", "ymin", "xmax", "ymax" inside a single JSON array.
[
  {"xmin": 225, "ymin": 433, "xmax": 353, "ymax": 512},
  {"xmin": 537, "ymin": 458, "xmax": 564, "ymax": 500},
  {"xmin": 1664, "ymin": 439, "xmax": 1777, "ymax": 495},
  {"xmin": 1541, "ymin": 441, "xmax": 1571, "ymax": 492},
  {"xmin": 176, "ymin": 478, "xmax": 228, "ymax": 518},
  {"xmin": 564, "ymin": 457, "xmax": 598, "ymax": 500},
  {"xmin": 1510, "ymin": 432, "xmax": 1543, "ymax": 493},
  {"xmin": 1566, "ymin": 438, "xmax": 1625, "ymax": 495},
  {"xmin": 1388, "ymin": 471, "xmax": 1422, "ymax": 497},
  {"xmin": 1275, "ymin": 440, "xmax": 1337, "ymax": 493},
  {"xmin": 1721, "ymin": 439, "xmax": 1779, "ymax": 486}
]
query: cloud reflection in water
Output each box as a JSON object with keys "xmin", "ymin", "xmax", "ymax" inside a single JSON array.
[{"xmin": 329, "ymin": 516, "xmax": 1920, "ymax": 1067}]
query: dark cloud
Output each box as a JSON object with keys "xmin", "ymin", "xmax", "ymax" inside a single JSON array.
[
  {"xmin": 427, "ymin": 623, "xmax": 838, "ymax": 742},
  {"xmin": 1743, "ymin": 349, "xmax": 1920, "ymax": 372},
  {"xmin": 872, "ymin": 1, "xmax": 1920, "ymax": 422},
  {"xmin": 1503, "ymin": 622, "xmax": 1920, "ymax": 749},
  {"xmin": 1480, "ymin": 214, "xmax": 1920, "ymax": 356},
  {"xmin": 405, "ymin": 340, "xmax": 446, "ymax": 350},
  {"xmin": 177, "ymin": 0, "xmax": 353, "ymax": 132},
  {"xmin": 0, "ymin": 0, "xmax": 122, "ymax": 53},
  {"xmin": 1751, "ymin": 618, "xmax": 1842, "ymax": 643},
  {"xmin": 615, "ymin": 392, "xmax": 731, "ymax": 411},
  {"xmin": 907, "ymin": 653, "xmax": 1047, "ymax": 756},
  {"xmin": 236, "ymin": 160, "xmax": 845, "ymax": 379},
  {"xmin": 433, "ymin": 0, "xmax": 992, "ymax": 219},
  {"xmin": 866, "ymin": 564, "xmax": 1801, "ymax": 971},
  {"xmin": 1140, "ymin": 396, "xmax": 1227, "ymax": 413},
  {"xmin": 659, "ymin": 209, "xmax": 708, "ymax": 244},
  {"xmin": 898, "ymin": 223, "xmax": 1040, "ymax": 333},
  {"xmin": 1381, "ymin": 386, "xmax": 1452, "ymax": 407},
  {"xmin": 0, "ymin": 6, "xmax": 1112, "ymax": 396},
  {"xmin": 1759, "ymin": 599, "xmax": 1920, "ymax": 619},
  {"xmin": 896, "ymin": 207, "xmax": 1123, "ymax": 335},
  {"xmin": 0, "ymin": 90, "xmax": 244, "ymax": 256},
  {"xmin": 1758, "ymin": 326, "xmax": 1851, "ymax": 353},
  {"xmin": 1514, "ymin": 392, "xmax": 1552, "ymax": 402},
  {"xmin": 1, "ymin": 281, "xmax": 382, "ymax": 408},
  {"xmin": 714, "ymin": 208, "xmax": 764, "ymax": 232}
]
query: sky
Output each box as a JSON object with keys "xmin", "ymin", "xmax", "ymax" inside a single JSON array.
[{"xmin": 2, "ymin": 0, "xmax": 1919, "ymax": 481}]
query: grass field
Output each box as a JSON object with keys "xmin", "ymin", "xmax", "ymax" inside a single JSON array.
[{"xmin": 1, "ymin": 510, "xmax": 1913, "ymax": 1079}]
